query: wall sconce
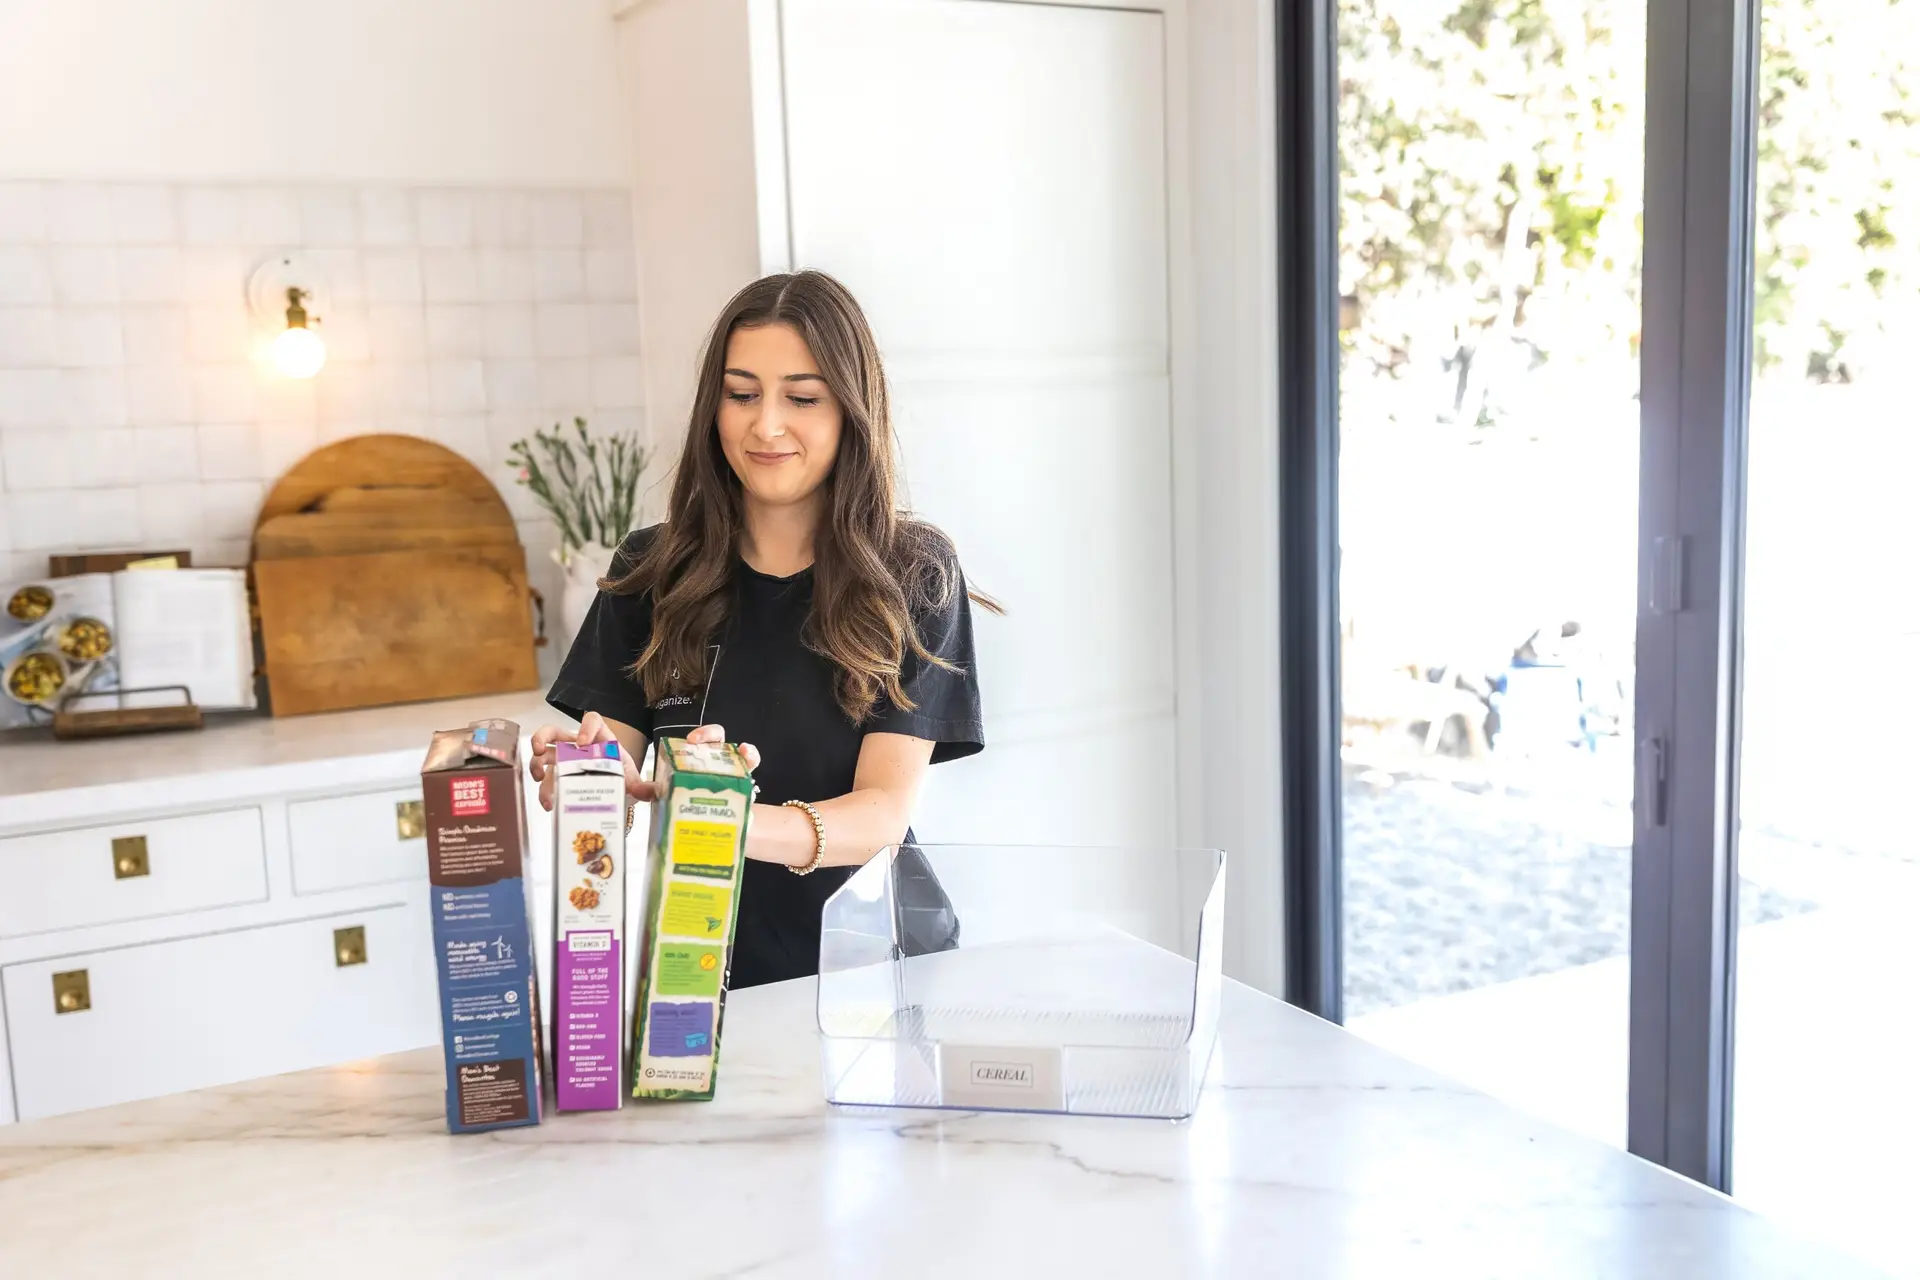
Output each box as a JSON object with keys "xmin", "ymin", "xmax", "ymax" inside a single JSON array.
[
  {"xmin": 247, "ymin": 253, "xmax": 329, "ymax": 379},
  {"xmin": 272, "ymin": 287, "xmax": 326, "ymax": 379}
]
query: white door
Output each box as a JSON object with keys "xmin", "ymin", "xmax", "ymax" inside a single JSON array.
[{"xmin": 777, "ymin": 0, "xmax": 1175, "ymax": 850}]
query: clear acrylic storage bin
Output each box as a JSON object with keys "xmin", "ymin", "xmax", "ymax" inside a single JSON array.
[{"xmin": 817, "ymin": 844, "xmax": 1225, "ymax": 1120}]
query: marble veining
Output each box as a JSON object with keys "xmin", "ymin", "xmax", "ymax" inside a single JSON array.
[{"xmin": 0, "ymin": 977, "xmax": 1884, "ymax": 1279}]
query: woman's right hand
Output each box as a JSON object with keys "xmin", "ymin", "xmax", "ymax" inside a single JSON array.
[{"xmin": 529, "ymin": 712, "xmax": 655, "ymax": 811}]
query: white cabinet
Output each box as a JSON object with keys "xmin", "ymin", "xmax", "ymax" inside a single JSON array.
[
  {"xmin": 0, "ymin": 808, "xmax": 268, "ymax": 940},
  {"xmin": 287, "ymin": 787, "xmax": 427, "ymax": 895},
  {"xmin": 616, "ymin": 0, "xmax": 1177, "ymax": 848},
  {"xmin": 2, "ymin": 902, "xmax": 437, "ymax": 1121}
]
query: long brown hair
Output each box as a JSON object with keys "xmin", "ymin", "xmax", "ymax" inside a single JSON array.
[{"xmin": 605, "ymin": 270, "xmax": 1000, "ymax": 723}]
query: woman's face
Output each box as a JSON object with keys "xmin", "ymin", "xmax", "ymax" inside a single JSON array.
[{"xmin": 717, "ymin": 322, "xmax": 843, "ymax": 511}]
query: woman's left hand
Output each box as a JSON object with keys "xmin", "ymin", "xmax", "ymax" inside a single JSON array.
[{"xmin": 684, "ymin": 723, "xmax": 761, "ymax": 774}]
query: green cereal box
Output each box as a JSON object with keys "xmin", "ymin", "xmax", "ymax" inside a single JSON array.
[{"xmin": 631, "ymin": 737, "xmax": 754, "ymax": 1100}]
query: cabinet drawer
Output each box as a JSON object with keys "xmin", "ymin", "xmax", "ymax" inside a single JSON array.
[
  {"xmin": 0, "ymin": 809, "xmax": 268, "ymax": 940},
  {"xmin": 2, "ymin": 903, "xmax": 438, "ymax": 1121},
  {"xmin": 288, "ymin": 787, "xmax": 428, "ymax": 895}
]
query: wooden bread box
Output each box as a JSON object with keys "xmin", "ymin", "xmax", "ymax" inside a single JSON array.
[{"xmin": 251, "ymin": 435, "xmax": 542, "ymax": 717}]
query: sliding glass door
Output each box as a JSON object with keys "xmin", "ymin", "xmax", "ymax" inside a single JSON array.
[
  {"xmin": 1729, "ymin": 0, "xmax": 1920, "ymax": 1270},
  {"xmin": 1281, "ymin": 0, "xmax": 1918, "ymax": 1253},
  {"xmin": 1332, "ymin": 0, "xmax": 1646, "ymax": 1148}
]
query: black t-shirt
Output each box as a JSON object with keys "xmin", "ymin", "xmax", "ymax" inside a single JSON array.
[{"xmin": 546, "ymin": 525, "xmax": 985, "ymax": 989}]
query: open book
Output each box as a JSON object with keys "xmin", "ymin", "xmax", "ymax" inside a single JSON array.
[{"xmin": 111, "ymin": 569, "xmax": 256, "ymax": 711}]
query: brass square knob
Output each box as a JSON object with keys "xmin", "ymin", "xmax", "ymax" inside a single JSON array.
[
  {"xmin": 53, "ymin": 969, "xmax": 90, "ymax": 1014},
  {"xmin": 112, "ymin": 835, "xmax": 150, "ymax": 879},
  {"xmin": 334, "ymin": 925, "xmax": 367, "ymax": 967},
  {"xmin": 394, "ymin": 799, "xmax": 425, "ymax": 841}
]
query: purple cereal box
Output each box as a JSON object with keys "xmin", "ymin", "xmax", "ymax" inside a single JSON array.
[{"xmin": 551, "ymin": 741, "xmax": 628, "ymax": 1110}]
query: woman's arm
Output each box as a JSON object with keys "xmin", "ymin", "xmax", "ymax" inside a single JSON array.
[{"xmin": 745, "ymin": 731, "xmax": 935, "ymax": 869}]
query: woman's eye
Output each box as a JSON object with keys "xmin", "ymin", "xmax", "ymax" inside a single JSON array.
[
  {"xmin": 789, "ymin": 395, "xmax": 821, "ymax": 408},
  {"xmin": 726, "ymin": 391, "xmax": 758, "ymax": 404}
]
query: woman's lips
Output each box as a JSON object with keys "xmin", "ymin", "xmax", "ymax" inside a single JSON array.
[{"xmin": 746, "ymin": 451, "xmax": 797, "ymax": 465}]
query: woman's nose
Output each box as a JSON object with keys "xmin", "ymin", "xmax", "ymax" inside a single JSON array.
[{"xmin": 751, "ymin": 404, "xmax": 789, "ymax": 440}]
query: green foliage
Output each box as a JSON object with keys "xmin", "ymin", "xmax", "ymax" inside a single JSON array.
[
  {"xmin": 505, "ymin": 417, "xmax": 651, "ymax": 553},
  {"xmin": 1339, "ymin": 0, "xmax": 1920, "ymax": 414}
]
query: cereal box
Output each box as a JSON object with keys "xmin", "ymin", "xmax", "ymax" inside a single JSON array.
[
  {"xmin": 551, "ymin": 741, "xmax": 627, "ymax": 1111},
  {"xmin": 631, "ymin": 738, "xmax": 755, "ymax": 1100},
  {"xmin": 421, "ymin": 719, "xmax": 543, "ymax": 1133}
]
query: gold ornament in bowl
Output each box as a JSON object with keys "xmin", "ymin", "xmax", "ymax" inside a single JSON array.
[
  {"xmin": 57, "ymin": 617, "xmax": 113, "ymax": 663},
  {"xmin": 4, "ymin": 651, "xmax": 68, "ymax": 706},
  {"xmin": 6, "ymin": 584, "xmax": 54, "ymax": 623}
]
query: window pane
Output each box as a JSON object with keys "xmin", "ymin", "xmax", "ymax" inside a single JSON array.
[
  {"xmin": 1335, "ymin": 0, "xmax": 1646, "ymax": 1148},
  {"xmin": 1734, "ymin": 0, "xmax": 1920, "ymax": 1271}
]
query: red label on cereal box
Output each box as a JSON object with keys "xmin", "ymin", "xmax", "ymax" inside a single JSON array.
[{"xmin": 451, "ymin": 776, "xmax": 490, "ymax": 816}]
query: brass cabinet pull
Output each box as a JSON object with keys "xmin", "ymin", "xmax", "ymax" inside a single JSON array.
[
  {"xmin": 112, "ymin": 835, "xmax": 150, "ymax": 879},
  {"xmin": 334, "ymin": 925, "xmax": 367, "ymax": 967},
  {"xmin": 53, "ymin": 969, "xmax": 91, "ymax": 1014},
  {"xmin": 394, "ymin": 799, "xmax": 425, "ymax": 841}
]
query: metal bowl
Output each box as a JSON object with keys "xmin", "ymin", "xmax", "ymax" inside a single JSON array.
[{"xmin": 4, "ymin": 649, "xmax": 70, "ymax": 707}]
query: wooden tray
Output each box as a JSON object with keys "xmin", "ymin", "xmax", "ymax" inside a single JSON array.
[{"xmin": 252, "ymin": 436, "xmax": 541, "ymax": 717}]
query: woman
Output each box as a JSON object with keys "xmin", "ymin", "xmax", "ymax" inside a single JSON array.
[{"xmin": 531, "ymin": 270, "xmax": 995, "ymax": 989}]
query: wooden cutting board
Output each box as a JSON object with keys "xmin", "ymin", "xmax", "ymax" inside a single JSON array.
[{"xmin": 252, "ymin": 435, "xmax": 541, "ymax": 716}]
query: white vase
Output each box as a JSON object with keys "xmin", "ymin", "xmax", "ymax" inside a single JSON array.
[{"xmin": 553, "ymin": 542, "xmax": 614, "ymax": 653}]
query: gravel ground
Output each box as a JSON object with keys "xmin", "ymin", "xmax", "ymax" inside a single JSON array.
[{"xmin": 1342, "ymin": 766, "xmax": 1820, "ymax": 1018}]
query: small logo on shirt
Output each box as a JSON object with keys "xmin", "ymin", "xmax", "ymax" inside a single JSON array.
[{"xmin": 654, "ymin": 694, "xmax": 693, "ymax": 709}]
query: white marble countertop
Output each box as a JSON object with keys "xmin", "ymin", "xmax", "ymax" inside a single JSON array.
[
  {"xmin": 0, "ymin": 691, "xmax": 563, "ymax": 831},
  {"xmin": 0, "ymin": 978, "xmax": 1881, "ymax": 1279}
]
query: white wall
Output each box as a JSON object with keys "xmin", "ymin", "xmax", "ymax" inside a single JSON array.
[
  {"xmin": 0, "ymin": 0, "xmax": 629, "ymax": 186},
  {"xmin": 1177, "ymin": 0, "xmax": 1284, "ymax": 994}
]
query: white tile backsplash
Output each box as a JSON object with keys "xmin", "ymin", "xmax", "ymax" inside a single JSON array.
[
  {"xmin": 426, "ymin": 306, "xmax": 484, "ymax": 359},
  {"xmin": 178, "ymin": 188, "xmax": 242, "ymax": 246},
  {"xmin": 69, "ymin": 428, "xmax": 138, "ymax": 487},
  {"xmin": 539, "ymin": 358, "xmax": 592, "ymax": 411},
  {"xmin": 533, "ymin": 250, "xmax": 585, "ymax": 303},
  {"xmin": 365, "ymin": 304, "xmax": 427, "ymax": 363},
  {"xmin": 0, "ymin": 179, "xmax": 641, "ymax": 567},
  {"xmin": 417, "ymin": 191, "xmax": 475, "ymax": 249},
  {"xmin": 0, "ymin": 184, "xmax": 46, "ymax": 243},
  {"xmin": 137, "ymin": 482, "xmax": 206, "ymax": 542},
  {"xmin": 118, "ymin": 247, "xmax": 183, "ymax": 304},
  {"xmin": 44, "ymin": 185, "xmax": 116, "ymax": 246},
  {"xmin": 239, "ymin": 188, "xmax": 302, "ymax": 247},
  {"xmin": 0, "ymin": 308, "xmax": 56, "ymax": 366},
  {"xmin": 125, "ymin": 364, "xmax": 196, "ymax": 424},
  {"xmin": 422, "ymin": 249, "xmax": 482, "ymax": 304},
  {"xmin": 363, "ymin": 249, "xmax": 424, "ymax": 304},
  {"xmin": 531, "ymin": 193, "xmax": 585, "ymax": 248},
  {"xmin": 122, "ymin": 308, "xmax": 189, "ymax": 366},
  {"xmin": 428, "ymin": 360, "xmax": 487, "ymax": 415},
  {"xmin": 485, "ymin": 359, "xmax": 539, "ymax": 410},
  {"xmin": 195, "ymin": 423, "xmax": 260, "ymax": 481},
  {"xmin": 191, "ymin": 364, "xmax": 257, "ymax": 424},
  {"xmin": 534, "ymin": 304, "xmax": 590, "ymax": 359},
  {"xmin": 358, "ymin": 189, "xmax": 414, "ymax": 246},
  {"xmin": 110, "ymin": 185, "xmax": 178, "ymax": 244},
  {"xmin": 56, "ymin": 309, "xmax": 126, "ymax": 367},
  {"xmin": 587, "ymin": 303, "xmax": 641, "ymax": 357},
  {"xmin": 133, "ymin": 424, "xmax": 200, "ymax": 479},
  {"xmin": 0, "ymin": 248, "xmax": 53, "ymax": 305},
  {"xmin": 480, "ymin": 249, "xmax": 535, "ymax": 302},
  {"xmin": 59, "ymin": 369, "xmax": 127, "ymax": 426},
  {"xmin": 0, "ymin": 370, "xmax": 61, "ymax": 427},
  {"xmin": 585, "ymin": 249, "xmax": 638, "ymax": 304},
  {"xmin": 3, "ymin": 427, "xmax": 73, "ymax": 489},
  {"xmin": 299, "ymin": 191, "xmax": 360, "ymax": 248},
  {"xmin": 49, "ymin": 249, "xmax": 121, "ymax": 305}
]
